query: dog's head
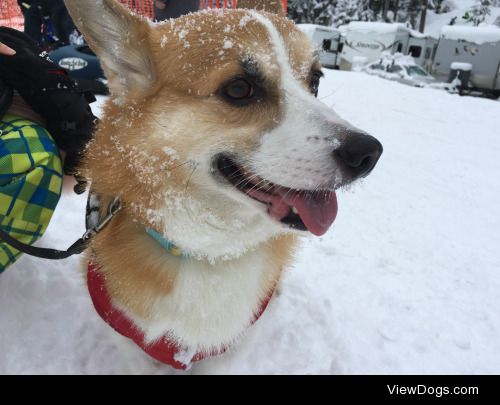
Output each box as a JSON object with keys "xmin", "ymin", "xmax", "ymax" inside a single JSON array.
[{"xmin": 65, "ymin": 0, "xmax": 382, "ymax": 260}]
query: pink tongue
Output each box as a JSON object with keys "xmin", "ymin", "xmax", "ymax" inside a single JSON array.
[{"xmin": 247, "ymin": 187, "xmax": 338, "ymax": 236}]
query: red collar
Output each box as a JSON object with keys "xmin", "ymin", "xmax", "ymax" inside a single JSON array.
[{"xmin": 87, "ymin": 262, "xmax": 273, "ymax": 370}]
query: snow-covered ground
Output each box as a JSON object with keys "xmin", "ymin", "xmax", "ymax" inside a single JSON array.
[
  {"xmin": 1, "ymin": 69, "xmax": 499, "ymax": 374},
  {"xmin": 425, "ymin": 0, "xmax": 500, "ymax": 37}
]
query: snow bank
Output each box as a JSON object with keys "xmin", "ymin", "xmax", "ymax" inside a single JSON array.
[
  {"xmin": 441, "ymin": 25, "xmax": 500, "ymax": 44},
  {"xmin": 352, "ymin": 56, "xmax": 368, "ymax": 72},
  {"xmin": 409, "ymin": 28, "xmax": 436, "ymax": 40}
]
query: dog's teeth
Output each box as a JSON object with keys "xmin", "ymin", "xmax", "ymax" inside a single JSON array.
[{"xmin": 292, "ymin": 206, "xmax": 298, "ymax": 215}]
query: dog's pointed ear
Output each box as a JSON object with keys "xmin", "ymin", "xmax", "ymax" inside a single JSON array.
[
  {"xmin": 64, "ymin": 0, "xmax": 155, "ymax": 96},
  {"xmin": 237, "ymin": 0, "xmax": 285, "ymax": 16}
]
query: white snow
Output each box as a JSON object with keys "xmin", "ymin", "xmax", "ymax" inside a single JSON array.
[
  {"xmin": 408, "ymin": 28, "xmax": 433, "ymax": 39},
  {"xmin": 424, "ymin": 1, "xmax": 500, "ymax": 38},
  {"xmin": 239, "ymin": 14, "xmax": 253, "ymax": 28},
  {"xmin": 296, "ymin": 23, "xmax": 320, "ymax": 36},
  {"xmin": 160, "ymin": 34, "xmax": 168, "ymax": 48},
  {"xmin": 297, "ymin": 23, "xmax": 340, "ymax": 36},
  {"xmin": 340, "ymin": 22, "xmax": 435, "ymax": 40},
  {"xmin": 450, "ymin": 62, "xmax": 473, "ymax": 71},
  {"xmin": 1, "ymin": 72, "xmax": 500, "ymax": 374},
  {"xmin": 441, "ymin": 24, "xmax": 500, "ymax": 44},
  {"xmin": 351, "ymin": 55, "xmax": 368, "ymax": 71},
  {"xmin": 344, "ymin": 21, "xmax": 410, "ymax": 34}
]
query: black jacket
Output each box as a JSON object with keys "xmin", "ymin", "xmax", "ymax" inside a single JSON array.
[
  {"xmin": 0, "ymin": 27, "xmax": 96, "ymax": 178},
  {"xmin": 154, "ymin": 0, "xmax": 200, "ymax": 21},
  {"xmin": 0, "ymin": 78, "xmax": 13, "ymax": 120}
]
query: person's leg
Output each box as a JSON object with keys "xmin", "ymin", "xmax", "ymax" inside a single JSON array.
[
  {"xmin": 0, "ymin": 115, "xmax": 63, "ymax": 272},
  {"xmin": 50, "ymin": 4, "xmax": 75, "ymax": 45},
  {"xmin": 154, "ymin": 0, "xmax": 200, "ymax": 22},
  {"xmin": 153, "ymin": 1, "xmax": 170, "ymax": 22},
  {"xmin": 22, "ymin": 4, "xmax": 43, "ymax": 45}
]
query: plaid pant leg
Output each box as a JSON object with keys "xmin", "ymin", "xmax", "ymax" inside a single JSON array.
[{"xmin": 0, "ymin": 115, "xmax": 63, "ymax": 272}]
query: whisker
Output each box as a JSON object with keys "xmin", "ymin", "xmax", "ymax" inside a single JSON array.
[
  {"xmin": 245, "ymin": 178, "xmax": 271, "ymax": 195},
  {"xmin": 318, "ymin": 90, "xmax": 336, "ymax": 101},
  {"xmin": 165, "ymin": 160, "xmax": 191, "ymax": 172},
  {"xmin": 184, "ymin": 162, "xmax": 198, "ymax": 191}
]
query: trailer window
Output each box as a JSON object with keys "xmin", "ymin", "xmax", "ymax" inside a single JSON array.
[
  {"xmin": 409, "ymin": 46, "xmax": 422, "ymax": 58},
  {"xmin": 322, "ymin": 39, "xmax": 331, "ymax": 51},
  {"xmin": 397, "ymin": 43, "xmax": 403, "ymax": 53}
]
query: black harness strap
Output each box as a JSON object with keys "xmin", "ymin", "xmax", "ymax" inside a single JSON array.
[{"xmin": 0, "ymin": 195, "xmax": 121, "ymax": 261}]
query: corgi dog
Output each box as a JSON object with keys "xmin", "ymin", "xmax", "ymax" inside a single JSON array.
[{"xmin": 63, "ymin": 0, "xmax": 382, "ymax": 369}]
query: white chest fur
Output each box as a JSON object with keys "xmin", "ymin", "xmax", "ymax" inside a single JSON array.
[{"xmin": 124, "ymin": 246, "xmax": 278, "ymax": 353}]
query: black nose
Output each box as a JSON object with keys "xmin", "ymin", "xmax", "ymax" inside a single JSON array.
[{"xmin": 335, "ymin": 131, "xmax": 383, "ymax": 180}]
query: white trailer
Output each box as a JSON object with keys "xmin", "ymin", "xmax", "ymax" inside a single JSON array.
[
  {"xmin": 297, "ymin": 24, "xmax": 342, "ymax": 69},
  {"xmin": 431, "ymin": 25, "xmax": 500, "ymax": 97},
  {"xmin": 406, "ymin": 31, "xmax": 439, "ymax": 72},
  {"xmin": 339, "ymin": 22, "xmax": 437, "ymax": 72},
  {"xmin": 339, "ymin": 22, "xmax": 410, "ymax": 71}
]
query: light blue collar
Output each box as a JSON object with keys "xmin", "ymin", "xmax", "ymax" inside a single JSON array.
[{"xmin": 146, "ymin": 228, "xmax": 189, "ymax": 258}]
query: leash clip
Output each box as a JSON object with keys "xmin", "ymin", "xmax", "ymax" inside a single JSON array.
[{"xmin": 83, "ymin": 197, "xmax": 122, "ymax": 240}]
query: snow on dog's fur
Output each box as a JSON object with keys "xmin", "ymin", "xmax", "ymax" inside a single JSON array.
[{"xmin": 64, "ymin": 0, "xmax": 382, "ymax": 361}]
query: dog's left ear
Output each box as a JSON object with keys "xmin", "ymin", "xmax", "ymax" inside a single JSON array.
[
  {"xmin": 237, "ymin": 0, "xmax": 285, "ymax": 16},
  {"xmin": 64, "ymin": 0, "xmax": 155, "ymax": 96}
]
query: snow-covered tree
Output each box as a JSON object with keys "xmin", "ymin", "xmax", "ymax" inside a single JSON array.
[
  {"xmin": 287, "ymin": 0, "xmax": 441, "ymax": 29},
  {"xmin": 395, "ymin": 0, "xmax": 422, "ymax": 27},
  {"xmin": 288, "ymin": 0, "xmax": 383, "ymax": 26},
  {"xmin": 427, "ymin": 0, "xmax": 453, "ymax": 14},
  {"xmin": 288, "ymin": 0, "xmax": 335, "ymax": 25},
  {"xmin": 331, "ymin": 0, "xmax": 368, "ymax": 26},
  {"xmin": 462, "ymin": 0, "xmax": 493, "ymax": 26}
]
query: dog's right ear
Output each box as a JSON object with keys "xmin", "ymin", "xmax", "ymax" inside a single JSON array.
[
  {"xmin": 64, "ymin": 0, "xmax": 155, "ymax": 97},
  {"xmin": 237, "ymin": 0, "xmax": 285, "ymax": 16}
]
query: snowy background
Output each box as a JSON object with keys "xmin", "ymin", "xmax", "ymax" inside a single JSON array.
[
  {"xmin": 1, "ymin": 65, "xmax": 499, "ymax": 374},
  {"xmin": 289, "ymin": 0, "xmax": 500, "ymax": 34},
  {"xmin": 424, "ymin": 0, "xmax": 500, "ymax": 36}
]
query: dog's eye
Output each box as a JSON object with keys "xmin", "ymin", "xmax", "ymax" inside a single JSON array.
[
  {"xmin": 310, "ymin": 71, "xmax": 322, "ymax": 97},
  {"xmin": 221, "ymin": 78, "xmax": 255, "ymax": 105}
]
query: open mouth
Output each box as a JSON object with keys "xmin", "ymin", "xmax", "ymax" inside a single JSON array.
[{"xmin": 214, "ymin": 154, "xmax": 338, "ymax": 236}]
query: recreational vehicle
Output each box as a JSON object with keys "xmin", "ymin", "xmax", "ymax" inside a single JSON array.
[
  {"xmin": 407, "ymin": 31, "xmax": 439, "ymax": 72},
  {"xmin": 431, "ymin": 25, "xmax": 500, "ymax": 97},
  {"xmin": 297, "ymin": 24, "xmax": 342, "ymax": 68},
  {"xmin": 339, "ymin": 22, "xmax": 437, "ymax": 71}
]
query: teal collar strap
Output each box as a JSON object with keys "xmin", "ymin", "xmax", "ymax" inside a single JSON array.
[{"xmin": 146, "ymin": 228, "xmax": 189, "ymax": 258}]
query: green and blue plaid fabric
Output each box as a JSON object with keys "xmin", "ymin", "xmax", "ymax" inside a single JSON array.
[{"xmin": 0, "ymin": 114, "xmax": 63, "ymax": 272}]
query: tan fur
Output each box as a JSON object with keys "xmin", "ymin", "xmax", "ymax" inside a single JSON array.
[{"xmin": 65, "ymin": 0, "xmax": 314, "ymax": 348}]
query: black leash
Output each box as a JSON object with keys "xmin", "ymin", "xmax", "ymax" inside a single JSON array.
[{"xmin": 0, "ymin": 195, "xmax": 121, "ymax": 260}]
